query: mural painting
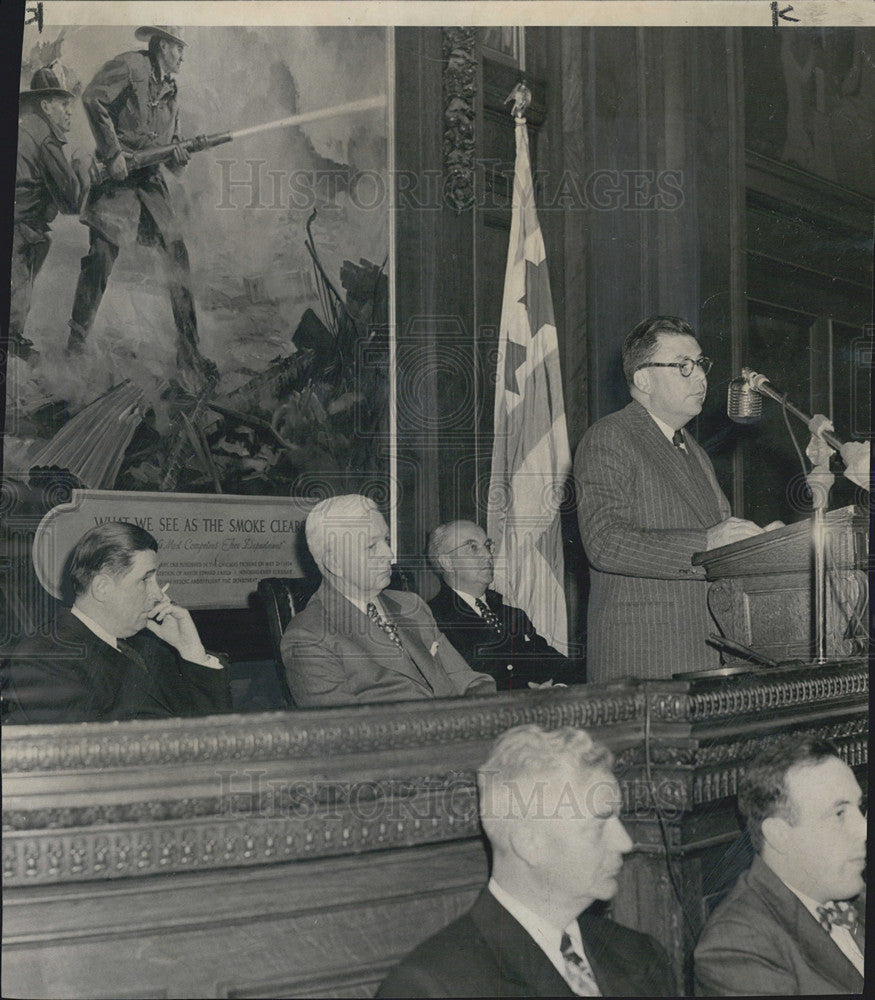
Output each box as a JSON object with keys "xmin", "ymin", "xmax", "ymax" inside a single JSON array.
[{"xmin": 7, "ymin": 21, "xmax": 390, "ymax": 500}]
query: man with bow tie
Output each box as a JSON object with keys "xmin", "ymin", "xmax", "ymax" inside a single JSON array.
[
  {"xmin": 695, "ymin": 734, "xmax": 866, "ymax": 995},
  {"xmin": 65, "ymin": 25, "xmax": 218, "ymax": 390},
  {"xmin": 281, "ymin": 495, "xmax": 495, "ymax": 708},
  {"xmin": 378, "ymin": 724, "xmax": 674, "ymax": 997},
  {"xmin": 427, "ymin": 520, "xmax": 576, "ymax": 690},
  {"xmin": 3, "ymin": 521, "xmax": 230, "ymax": 724}
]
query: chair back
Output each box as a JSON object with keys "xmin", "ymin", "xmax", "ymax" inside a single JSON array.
[{"xmin": 256, "ymin": 577, "xmax": 319, "ymax": 708}]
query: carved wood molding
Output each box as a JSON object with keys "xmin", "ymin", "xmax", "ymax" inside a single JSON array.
[
  {"xmin": 442, "ymin": 27, "xmax": 478, "ymax": 212},
  {"xmin": 645, "ymin": 660, "xmax": 868, "ymax": 722},
  {"xmin": 0, "ymin": 690, "xmax": 643, "ymax": 773},
  {"xmin": 3, "ymin": 664, "xmax": 867, "ymax": 885}
]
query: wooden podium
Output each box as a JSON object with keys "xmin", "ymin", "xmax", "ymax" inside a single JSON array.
[{"xmin": 693, "ymin": 505, "xmax": 869, "ymax": 664}]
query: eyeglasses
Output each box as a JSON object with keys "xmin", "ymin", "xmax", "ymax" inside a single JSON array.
[
  {"xmin": 636, "ymin": 356, "xmax": 713, "ymax": 378},
  {"xmin": 444, "ymin": 538, "xmax": 495, "ymax": 557}
]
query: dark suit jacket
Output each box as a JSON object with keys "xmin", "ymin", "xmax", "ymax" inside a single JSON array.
[
  {"xmin": 377, "ymin": 887, "xmax": 674, "ymax": 998},
  {"xmin": 694, "ymin": 855, "xmax": 865, "ymax": 995},
  {"xmin": 281, "ymin": 582, "xmax": 496, "ymax": 708},
  {"xmin": 574, "ymin": 400, "xmax": 731, "ymax": 681},
  {"xmin": 428, "ymin": 583, "xmax": 577, "ymax": 690},
  {"xmin": 2, "ymin": 606, "xmax": 231, "ymax": 724}
]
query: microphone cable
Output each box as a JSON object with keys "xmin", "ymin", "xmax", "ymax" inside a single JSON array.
[{"xmin": 643, "ymin": 684, "xmax": 699, "ymax": 943}]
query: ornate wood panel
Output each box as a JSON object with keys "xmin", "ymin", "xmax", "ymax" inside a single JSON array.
[{"xmin": 3, "ymin": 663, "xmax": 867, "ymax": 997}]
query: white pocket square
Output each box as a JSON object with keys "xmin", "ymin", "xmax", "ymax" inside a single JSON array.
[{"xmin": 429, "ymin": 639, "xmax": 441, "ymax": 657}]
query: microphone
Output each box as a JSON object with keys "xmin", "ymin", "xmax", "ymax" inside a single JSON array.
[
  {"xmin": 727, "ymin": 367, "xmax": 845, "ymax": 451},
  {"xmin": 727, "ymin": 370, "xmax": 763, "ymax": 423}
]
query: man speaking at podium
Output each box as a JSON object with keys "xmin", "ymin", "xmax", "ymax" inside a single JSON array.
[{"xmin": 574, "ymin": 315, "xmax": 775, "ymax": 682}]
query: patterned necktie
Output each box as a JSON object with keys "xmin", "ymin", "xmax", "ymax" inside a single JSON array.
[
  {"xmin": 475, "ymin": 597, "xmax": 503, "ymax": 634},
  {"xmin": 366, "ymin": 602, "xmax": 403, "ymax": 648},
  {"xmin": 560, "ymin": 932, "xmax": 601, "ymax": 996},
  {"xmin": 116, "ymin": 638, "xmax": 148, "ymax": 671},
  {"xmin": 817, "ymin": 900, "xmax": 859, "ymax": 934},
  {"xmin": 672, "ymin": 429, "xmax": 687, "ymax": 452}
]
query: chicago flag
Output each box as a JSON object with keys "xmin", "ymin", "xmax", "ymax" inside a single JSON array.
[{"xmin": 487, "ymin": 116, "xmax": 572, "ymax": 653}]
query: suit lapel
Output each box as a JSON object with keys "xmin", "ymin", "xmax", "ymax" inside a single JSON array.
[
  {"xmin": 468, "ymin": 890, "xmax": 575, "ymax": 997},
  {"xmin": 320, "ymin": 584, "xmax": 434, "ymax": 695},
  {"xmin": 380, "ymin": 591, "xmax": 446, "ymax": 694},
  {"xmin": 626, "ymin": 403, "xmax": 721, "ymax": 528},
  {"xmin": 748, "ymin": 857, "xmax": 864, "ymax": 992}
]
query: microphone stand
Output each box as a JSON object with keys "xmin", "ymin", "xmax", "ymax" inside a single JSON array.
[{"xmin": 736, "ymin": 369, "xmax": 839, "ymax": 664}]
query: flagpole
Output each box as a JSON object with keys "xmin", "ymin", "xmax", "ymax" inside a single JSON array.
[{"xmin": 487, "ymin": 80, "xmax": 573, "ymax": 654}]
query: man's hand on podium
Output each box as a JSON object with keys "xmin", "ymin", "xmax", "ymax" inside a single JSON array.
[{"xmin": 706, "ymin": 516, "xmax": 763, "ymax": 550}]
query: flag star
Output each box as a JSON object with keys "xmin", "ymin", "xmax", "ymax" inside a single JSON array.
[
  {"xmin": 518, "ymin": 258, "xmax": 555, "ymax": 339},
  {"xmin": 504, "ymin": 340, "xmax": 527, "ymax": 395}
]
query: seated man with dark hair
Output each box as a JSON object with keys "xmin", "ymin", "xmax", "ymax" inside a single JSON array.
[
  {"xmin": 378, "ymin": 724, "xmax": 674, "ymax": 997},
  {"xmin": 694, "ymin": 734, "xmax": 866, "ymax": 995},
  {"xmin": 427, "ymin": 520, "xmax": 576, "ymax": 690},
  {"xmin": 3, "ymin": 521, "xmax": 231, "ymax": 723}
]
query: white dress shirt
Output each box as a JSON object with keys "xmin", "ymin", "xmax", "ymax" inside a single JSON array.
[
  {"xmin": 649, "ymin": 410, "xmax": 686, "ymax": 449},
  {"xmin": 488, "ymin": 878, "xmax": 600, "ymax": 994},
  {"xmin": 71, "ymin": 606, "xmax": 121, "ymax": 649},
  {"xmin": 454, "ymin": 588, "xmax": 487, "ymax": 615},
  {"xmin": 787, "ymin": 884, "xmax": 864, "ymax": 976}
]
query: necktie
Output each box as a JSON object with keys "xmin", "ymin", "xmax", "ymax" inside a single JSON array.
[
  {"xmin": 817, "ymin": 900, "xmax": 865, "ymax": 954},
  {"xmin": 366, "ymin": 602, "xmax": 403, "ymax": 648},
  {"xmin": 116, "ymin": 638, "xmax": 148, "ymax": 671},
  {"xmin": 672, "ymin": 429, "xmax": 687, "ymax": 451},
  {"xmin": 817, "ymin": 900, "xmax": 859, "ymax": 934},
  {"xmin": 560, "ymin": 932, "xmax": 601, "ymax": 996},
  {"xmin": 475, "ymin": 597, "xmax": 503, "ymax": 634}
]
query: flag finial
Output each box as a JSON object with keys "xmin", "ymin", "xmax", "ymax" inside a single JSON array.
[{"xmin": 505, "ymin": 82, "xmax": 531, "ymax": 121}]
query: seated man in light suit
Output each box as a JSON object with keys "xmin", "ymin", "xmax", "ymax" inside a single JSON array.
[
  {"xmin": 695, "ymin": 734, "xmax": 866, "ymax": 995},
  {"xmin": 281, "ymin": 495, "xmax": 496, "ymax": 707},
  {"xmin": 3, "ymin": 521, "xmax": 230, "ymax": 723},
  {"xmin": 427, "ymin": 520, "xmax": 577, "ymax": 690},
  {"xmin": 378, "ymin": 724, "xmax": 674, "ymax": 998}
]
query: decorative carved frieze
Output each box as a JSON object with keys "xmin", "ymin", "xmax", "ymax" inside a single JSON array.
[
  {"xmin": 2, "ymin": 663, "xmax": 867, "ymax": 886},
  {"xmin": 1, "ymin": 692, "xmax": 644, "ymax": 773},
  {"xmin": 442, "ymin": 27, "xmax": 478, "ymax": 212},
  {"xmin": 3, "ymin": 778, "xmax": 483, "ymax": 886}
]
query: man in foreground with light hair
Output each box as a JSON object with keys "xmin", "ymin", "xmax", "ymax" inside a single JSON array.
[
  {"xmin": 3, "ymin": 521, "xmax": 230, "ymax": 723},
  {"xmin": 378, "ymin": 724, "xmax": 673, "ymax": 997},
  {"xmin": 694, "ymin": 733, "xmax": 865, "ymax": 995},
  {"xmin": 281, "ymin": 495, "xmax": 496, "ymax": 707}
]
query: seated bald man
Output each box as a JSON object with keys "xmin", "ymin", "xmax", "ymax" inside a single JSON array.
[
  {"xmin": 3, "ymin": 521, "xmax": 230, "ymax": 723},
  {"xmin": 427, "ymin": 520, "xmax": 577, "ymax": 690},
  {"xmin": 695, "ymin": 734, "xmax": 866, "ymax": 995},
  {"xmin": 281, "ymin": 495, "xmax": 496, "ymax": 707},
  {"xmin": 378, "ymin": 724, "xmax": 674, "ymax": 997}
]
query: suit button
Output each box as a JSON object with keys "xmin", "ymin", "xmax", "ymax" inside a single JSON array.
[{"xmin": 506, "ymin": 664, "xmax": 513, "ymax": 671}]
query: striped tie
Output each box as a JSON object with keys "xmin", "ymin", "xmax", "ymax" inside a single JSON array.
[{"xmin": 560, "ymin": 932, "xmax": 601, "ymax": 996}]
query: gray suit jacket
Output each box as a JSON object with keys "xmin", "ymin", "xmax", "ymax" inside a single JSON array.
[
  {"xmin": 574, "ymin": 400, "xmax": 731, "ymax": 681},
  {"xmin": 281, "ymin": 582, "xmax": 496, "ymax": 707},
  {"xmin": 694, "ymin": 855, "xmax": 865, "ymax": 996}
]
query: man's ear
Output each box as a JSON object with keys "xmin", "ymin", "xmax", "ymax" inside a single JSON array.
[
  {"xmin": 320, "ymin": 540, "xmax": 338, "ymax": 579},
  {"xmin": 761, "ymin": 814, "xmax": 790, "ymax": 854},
  {"xmin": 434, "ymin": 552, "xmax": 453, "ymax": 578},
  {"xmin": 89, "ymin": 572, "xmax": 114, "ymax": 604},
  {"xmin": 632, "ymin": 368, "xmax": 651, "ymax": 394},
  {"xmin": 507, "ymin": 823, "xmax": 542, "ymax": 870}
]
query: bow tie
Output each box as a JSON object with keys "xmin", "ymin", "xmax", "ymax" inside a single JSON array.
[{"xmin": 816, "ymin": 900, "xmax": 859, "ymax": 934}]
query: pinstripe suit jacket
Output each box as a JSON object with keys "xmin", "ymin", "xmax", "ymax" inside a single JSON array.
[{"xmin": 573, "ymin": 400, "xmax": 731, "ymax": 681}]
